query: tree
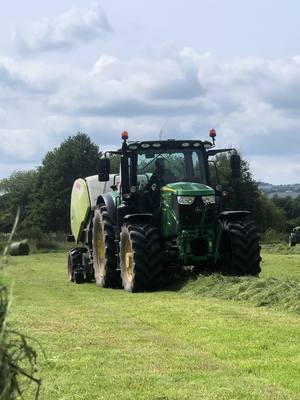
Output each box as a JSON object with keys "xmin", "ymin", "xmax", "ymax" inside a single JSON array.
[
  {"xmin": 26, "ymin": 133, "xmax": 100, "ymax": 233},
  {"xmin": 272, "ymin": 195, "xmax": 300, "ymax": 232},
  {"xmin": 109, "ymin": 154, "xmax": 121, "ymax": 174},
  {"xmin": 0, "ymin": 170, "xmax": 38, "ymax": 233},
  {"xmin": 213, "ymin": 153, "xmax": 285, "ymax": 232}
]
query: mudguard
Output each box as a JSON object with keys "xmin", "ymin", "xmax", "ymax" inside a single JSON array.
[
  {"xmin": 123, "ymin": 213, "xmax": 153, "ymax": 224},
  {"xmin": 97, "ymin": 192, "xmax": 118, "ymax": 226},
  {"xmin": 218, "ymin": 211, "xmax": 250, "ymax": 221}
]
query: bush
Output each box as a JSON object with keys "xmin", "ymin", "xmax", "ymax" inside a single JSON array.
[{"xmin": 261, "ymin": 228, "xmax": 288, "ymax": 243}]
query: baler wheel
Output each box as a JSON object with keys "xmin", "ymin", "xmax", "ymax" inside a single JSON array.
[
  {"xmin": 120, "ymin": 223, "xmax": 162, "ymax": 292},
  {"xmin": 289, "ymin": 238, "xmax": 296, "ymax": 247},
  {"xmin": 67, "ymin": 247, "xmax": 87, "ymax": 283},
  {"xmin": 67, "ymin": 253, "xmax": 74, "ymax": 282},
  {"xmin": 219, "ymin": 220, "xmax": 261, "ymax": 276},
  {"xmin": 92, "ymin": 206, "xmax": 121, "ymax": 288},
  {"xmin": 74, "ymin": 270, "xmax": 85, "ymax": 284}
]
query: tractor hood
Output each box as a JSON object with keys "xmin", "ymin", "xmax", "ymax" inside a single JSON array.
[{"xmin": 162, "ymin": 182, "xmax": 214, "ymax": 196}]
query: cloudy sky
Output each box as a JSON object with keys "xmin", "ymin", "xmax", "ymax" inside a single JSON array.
[{"xmin": 1, "ymin": 0, "xmax": 300, "ymax": 183}]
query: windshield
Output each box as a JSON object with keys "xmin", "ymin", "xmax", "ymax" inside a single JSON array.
[{"xmin": 136, "ymin": 149, "xmax": 206, "ymax": 190}]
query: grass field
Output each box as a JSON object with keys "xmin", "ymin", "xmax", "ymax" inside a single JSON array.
[{"xmin": 2, "ymin": 247, "xmax": 300, "ymax": 399}]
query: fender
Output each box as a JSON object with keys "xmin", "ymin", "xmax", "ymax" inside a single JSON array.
[
  {"xmin": 96, "ymin": 193, "xmax": 118, "ymax": 225},
  {"xmin": 218, "ymin": 211, "xmax": 250, "ymax": 221},
  {"xmin": 123, "ymin": 213, "xmax": 153, "ymax": 225}
]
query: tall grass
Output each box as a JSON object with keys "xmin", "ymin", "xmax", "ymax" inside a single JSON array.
[{"xmin": 0, "ymin": 209, "xmax": 41, "ymax": 399}]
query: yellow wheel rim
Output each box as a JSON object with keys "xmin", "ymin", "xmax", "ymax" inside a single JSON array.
[
  {"xmin": 124, "ymin": 238, "xmax": 133, "ymax": 280},
  {"xmin": 96, "ymin": 224, "xmax": 105, "ymax": 274}
]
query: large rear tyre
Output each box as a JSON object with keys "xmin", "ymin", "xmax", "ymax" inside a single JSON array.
[
  {"xmin": 219, "ymin": 220, "xmax": 261, "ymax": 276},
  {"xmin": 120, "ymin": 224, "xmax": 162, "ymax": 292},
  {"xmin": 92, "ymin": 206, "xmax": 121, "ymax": 288}
]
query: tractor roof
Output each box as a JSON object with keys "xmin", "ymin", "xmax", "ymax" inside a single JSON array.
[{"xmin": 120, "ymin": 139, "xmax": 214, "ymax": 151}]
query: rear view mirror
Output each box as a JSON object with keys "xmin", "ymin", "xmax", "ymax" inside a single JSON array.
[
  {"xmin": 98, "ymin": 158, "xmax": 110, "ymax": 181},
  {"xmin": 230, "ymin": 154, "xmax": 241, "ymax": 179}
]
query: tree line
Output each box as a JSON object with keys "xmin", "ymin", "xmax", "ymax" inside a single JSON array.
[
  {"xmin": 0, "ymin": 133, "xmax": 99, "ymax": 238},
  {"xmin": 0, "ymin": 132, "xmax": 296, "ymax": 238}
]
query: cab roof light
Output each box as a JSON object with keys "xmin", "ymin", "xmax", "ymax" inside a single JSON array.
[
  {"xmin": 121, "ymin": 130, "xmax": 129, "ymax": 140},
  {"xmin": 209, "ymin": 128, "xmax": 216, "ymax": 145}
]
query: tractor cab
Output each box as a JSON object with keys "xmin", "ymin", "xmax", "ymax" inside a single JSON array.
[{"xmin": 98, "ymin": 131, "xmax": 240, "ymax": 226}]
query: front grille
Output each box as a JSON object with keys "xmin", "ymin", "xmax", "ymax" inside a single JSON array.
[{"xmin": 178, "ymin": 197, "xmax": 215, "ymax": 227}]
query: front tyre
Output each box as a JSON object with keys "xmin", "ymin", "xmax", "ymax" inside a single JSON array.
[
  {"xmin": 219, "ymin": 220, "xmax": 261, "ymax": 276},
  {"xmin": 92, "ymin": 206, "xmax": 121, "ymax": 288},
  {"xmin": 120, "ymin": 224, "xmax": 162, "ymax": 292}
]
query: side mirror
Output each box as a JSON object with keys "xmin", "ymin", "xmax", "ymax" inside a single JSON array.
[
  {"xmin": 98, "ymin": 158, "xmax": 110, "ymax": 182},
  {"xmin": 230, "ymin": 154, "xmax": 241, "ymax": 179}
]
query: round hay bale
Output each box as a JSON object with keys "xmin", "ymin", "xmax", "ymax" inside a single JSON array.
[{"xmin": 9, "ymin": 241, "xmax": 30, "ymax": 256}]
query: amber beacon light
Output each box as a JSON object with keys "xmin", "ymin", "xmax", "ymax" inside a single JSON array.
[
  {"xmin": 121, "ymin": 130, "xmax": 129, "ymax": 140},
  {"xmin": 209, "ymin": 128, "xmax": 216, "ymax": 144}
]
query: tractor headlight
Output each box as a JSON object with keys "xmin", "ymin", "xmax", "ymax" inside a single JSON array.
[
  {"xmin": 177, "ymin": 196, "xmax": 195, "ymax": 205},
  {"xmin": 202, "ymin": 195, "xmax": 215, "ymax": 205}
]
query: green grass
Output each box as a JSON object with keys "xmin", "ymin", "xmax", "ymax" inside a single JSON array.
[
  {"xmin": 180, "ymin": 250, "xmax": 300, "ymax": 315},
  {"xmin": 2, "ymin": 250, "xmax": 300, "ymax": 399}
]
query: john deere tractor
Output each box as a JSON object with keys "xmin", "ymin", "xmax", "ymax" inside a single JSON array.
[{"xmin": 67, "ymin": 130, "xmax": 261, "ymax": 291}]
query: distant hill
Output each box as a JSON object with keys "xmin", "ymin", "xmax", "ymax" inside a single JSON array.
[{"xmin": 258, "ymin": 182, "xmax": 300, "ymax": 198}]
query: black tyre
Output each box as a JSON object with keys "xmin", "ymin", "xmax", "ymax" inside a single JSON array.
[
  {"xmin": 120, "ymin": 224, "xmax": 162, "ymax": 292},
  {"xmin": 145, "ymin": 225, "xmax": 162, "ymax": 289},
  {"xmin": 219, "ymin": 220, "xmax": 261, "ymax": 276},
  {"xmin": 74, "ymin": 270, "xmax": 85, "ymax": 284},
  {"xmin": 67, "ymin": 247, "xmax": 87, "ymax": 283},
  {"xmin": 289, "ymin": 238, "xmax": 296, "ymax": 247},
  {"xmin": 92, "ymin": 206, "xmax": 121, "ymax": 288}
]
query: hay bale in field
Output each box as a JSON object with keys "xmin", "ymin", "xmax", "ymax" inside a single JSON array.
[{"xmin": 9, "ymin": 241, "xmax": 30, "ymax": 256}]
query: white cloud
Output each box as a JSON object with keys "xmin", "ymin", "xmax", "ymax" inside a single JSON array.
[
  {"xmin": 13, "ymin": 3, "xmax": 113, "ymax": 54},
  {"xmin": 91, "ymin": 54, "xmax": 118, "ymax": 75},
  {"xmin": 250, "ymin": 155, "xmax": 300, "ymax": 184},
  {"xmin": 0, "ymin": 108, "xmax": 6, "ymax": 122},
  {"xmin": 2, "ymin": 45, "xmax": 300, "ymax": 183},
  {"xmin": 0, "ymin": 129, "xmax": 49, "ymax": 160},
  {"xmin": 0, "ymin": 56, "xmax": 74, "ymax": 95},
  {"xmin": 43, "ymin": 50, "xmax": 300, "ymax": 149}
]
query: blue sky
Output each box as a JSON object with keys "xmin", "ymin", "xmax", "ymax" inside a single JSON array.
[{"xmin": 1, "ymin": 1, "xmax": 300, "ymax": 183}]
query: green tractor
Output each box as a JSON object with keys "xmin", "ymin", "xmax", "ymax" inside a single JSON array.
[
  {"xmin": 289, "ymin": 227, "xmax": 300, "ymax": 247},
  {"xmin": 68, "ymin": 130, "xmax": 261, "ymax": 291}
]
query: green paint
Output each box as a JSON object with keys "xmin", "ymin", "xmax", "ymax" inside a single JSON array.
[
  {"xmin": 163, "ymin": 182, "xmax": 215, "ymax": 196},
  {"xmin": 160, "ymin": 182, "xmax": 217, "ymax": 265}
]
